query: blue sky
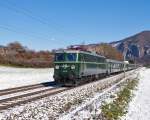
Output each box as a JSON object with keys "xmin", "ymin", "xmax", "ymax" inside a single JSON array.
[{"xmin": 0, "ymin": 0, "xmax": 150, "ymax": 50}]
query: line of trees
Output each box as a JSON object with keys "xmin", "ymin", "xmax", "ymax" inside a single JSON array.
[
  {"xmin": 0, "ymin": 42, "xmax": 54, "ymax": 68},
  {"xmin": 88, "ymin": 43, "xmax": 123, "ymax": 61},
  {"xmin": 0, "ymin": 42, "xmax": 124, "ymax": 68}
]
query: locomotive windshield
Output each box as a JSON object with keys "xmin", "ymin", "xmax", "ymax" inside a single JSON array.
[
  {"xmin": 55, "ymin": 53, "xmax": 76, "ymax": 61},
  {"xmin": 67, "ymin": 53, "xmax": 76, "ymax": 61},
  {"xmin": 55, "ymin": 53, "xmax": 65, "ymax": 61}
]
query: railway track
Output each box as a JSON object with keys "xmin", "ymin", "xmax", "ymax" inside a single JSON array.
[
  {"xmin": 0, "ymin": 70, "xmax": 135, "ymax": 111},
  {"xmin": 0, "ymin": 82, "xmax": 71, "ymax": 111},
  {"xmin": 0, "ymin": 82, "xmax": 56, "ymax": 96}
]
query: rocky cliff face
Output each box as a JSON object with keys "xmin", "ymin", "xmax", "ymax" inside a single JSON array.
[{"xmin": 110, "ymin": 31, "xmax": 150, "ymax": 64}]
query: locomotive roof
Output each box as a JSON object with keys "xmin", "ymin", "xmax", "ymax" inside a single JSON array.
[
  {"xmin": 106, "ymin": 59, "xmax": 124, "ymax": 64},
  {"xmin": 55, "ymin": 49, "xmax": 106, "ymax": 58}
]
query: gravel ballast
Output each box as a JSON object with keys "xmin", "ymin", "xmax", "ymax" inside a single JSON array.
[{"xmin": 0, "ymin": 70, "xmax": 137, "ymax": 120}]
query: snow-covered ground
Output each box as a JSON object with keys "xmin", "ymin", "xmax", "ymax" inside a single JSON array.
[
  {"xmin": 0, "ymin": 66, "xmax": 54, "ymax": 90},
  {"xmin": 1, "ymin": 66, "xmax": 147, "ymax": 120},
  {"xmin": 123, "ymin": 68, "xmax": 150, "ymax": 120},
  {"xmin": 0, "ymin": 69, "xmax": 137, "ymax": 120},
  {"xmin": 60, "ymin": 70, "xmax": 138, "ymax": 120}
]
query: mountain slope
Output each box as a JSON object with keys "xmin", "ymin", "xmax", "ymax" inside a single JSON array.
[{"xmin": 110, "ymin": 31, "xmax": 150, "ymax": 65}]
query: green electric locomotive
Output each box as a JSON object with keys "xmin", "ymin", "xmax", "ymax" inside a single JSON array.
[
  {"xmin": 53, "ymin": 49, "xmax": 107, "ymax": 86},
  {"xmin": 53, "ymin": 49, "xmax": 137, "ymax": 86}
]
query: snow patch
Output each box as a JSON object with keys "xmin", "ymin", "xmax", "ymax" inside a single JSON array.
[
  {"xmin": 60, "ymin": 72, "xmax": 138, "ymax": 120},
  {"xmin": 111, "ymin": 42, "xmax": 121, "ymax": 47},
  {"xmin": 0, "ymin": 66, "xmax": 54, "ymax": 90},
  {"xmin": 0, "ymin": 68, "xmax": 138, "ymax": 120},
  {"xmin": 123, "ymin": 68, "xmax": 150, "ymax": 120}
]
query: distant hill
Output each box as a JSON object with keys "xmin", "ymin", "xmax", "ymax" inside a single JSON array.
[
  {"xmin": 0, "ymin": 42, "xmax": 123, "ymax": 68},
  {"xmin": 0, "ymin": 42, "xmax": 54, "ymax": 68},
  {"xmin": 68, "ymin": 43, "xmax": 123, "ymax": 61},
  {"xmin": 110, "ymin": 31, "xmax": 150, "ymax": 65},
  {"xmin": 68, "ymin": 31, "xmax": 150, "ymax": 65},
  {"xmin": 1, "ymin": 30, "xmax": 149, "ymax": 67}
]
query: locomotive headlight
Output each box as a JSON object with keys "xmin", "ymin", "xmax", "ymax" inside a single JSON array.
[
  {"xmin": 71, "ymin": 65, "xmax": 75, "ymax": 69},
  {"xmin": 55, "ymin": 65, "xmax": 59, "ymax": 69}
]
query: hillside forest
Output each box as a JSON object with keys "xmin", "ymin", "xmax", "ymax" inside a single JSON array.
[{"xmin": 0, "ymin": 42, "xmax": 124, "ymax": 68}]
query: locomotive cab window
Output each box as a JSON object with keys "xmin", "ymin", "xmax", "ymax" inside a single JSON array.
[
  {"xmin": 55, "ymin": 53, "xmax": 65, "ymax": 61},
  {"xmin": 67, "ymin": 53, "xmax": 77, "ymax": 61}
]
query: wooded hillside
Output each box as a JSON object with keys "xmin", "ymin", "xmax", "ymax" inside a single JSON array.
[
  {"xmin": 87, "ymin": 43, "xmax": 123, "ymax": 61},
  {"xmin": 70, "ymin": 43, "xmax": 124, "ymax": 61},
  {"xmin": 0, "ymin": 42, "xmax": 54, "ymax": 68},
  {"xmin": 0, "ymin": 42, "xmax": 124, "ymax": 68}
]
